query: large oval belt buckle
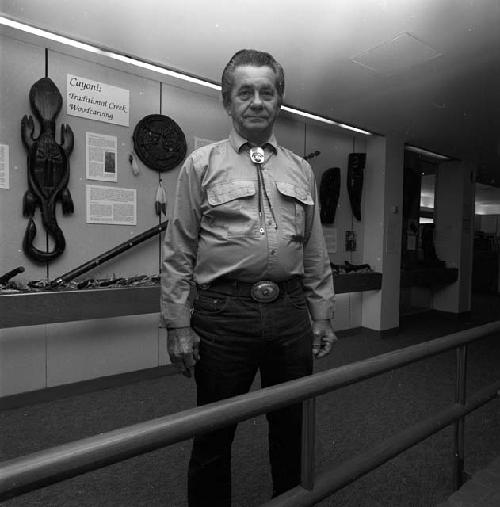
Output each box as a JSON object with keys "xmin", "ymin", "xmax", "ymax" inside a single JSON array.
[{"xmin": 251, "ymin": 281, "xmax": 279, "ymax": 303}]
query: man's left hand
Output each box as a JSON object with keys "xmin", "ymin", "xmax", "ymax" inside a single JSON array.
[{"xmin": 312, "ymin": 319, "xmax": 338, "ymax": 358}]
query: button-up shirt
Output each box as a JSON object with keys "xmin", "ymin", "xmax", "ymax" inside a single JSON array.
[{"xmin": 161, "ymin": 129, "xmax": 334, "ymax": 328}]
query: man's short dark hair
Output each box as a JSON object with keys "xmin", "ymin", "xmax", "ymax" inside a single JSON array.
[{"xmin": 221, "ymin": 49, "xmax": 285, "ymax": 108}]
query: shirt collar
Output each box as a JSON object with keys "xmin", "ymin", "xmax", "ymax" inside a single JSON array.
[{"xmin": 229, "ymin": 128, "xmax": 278, "ymax": 154}]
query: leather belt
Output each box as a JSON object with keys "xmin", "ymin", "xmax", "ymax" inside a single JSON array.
[{"xmin": 198, "ymin": 277, "xmax": 302, "ymax": 303}]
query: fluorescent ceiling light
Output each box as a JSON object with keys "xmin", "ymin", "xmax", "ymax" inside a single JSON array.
[
  {"xmin": 281, "ymin": 105, "xmax": 336, "ymax": 125},
  {"xmin": 0, "ymin": 16, "xmax": 100, "ymax": 53},
  {"xmin": 104, "ymin": 52, "xmax": 221, "ymax": 91},
  {"xmin": 405, "ymin": 144, "xmax": 452, "ymax": 161},
  {"xmin": 0, "ymin": 15, "xmax": 372, "ymax": 135},
  {"xmin": 280, "ymin": 105, "xmax": 372, "ymax": 135},
  {"xmin": 0, "ymin": 16, "xmax": 221, "ymax": 91},
  {"xmin": 336, "ymin": 123, "xmax": 373, "ymax": 135}
]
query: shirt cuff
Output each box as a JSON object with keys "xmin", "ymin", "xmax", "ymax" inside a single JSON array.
[
  {"xmin": 161, "ymin": 303, "xmax": 192, "ymax": 329},
  {"xmin": 308, "ymin": 300, "xmax": 334, "ymax": 320}
]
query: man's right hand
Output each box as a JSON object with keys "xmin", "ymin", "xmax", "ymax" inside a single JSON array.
[{"xmin": 167, "ymin": 327, "xmax": 201, "ymax": 378}]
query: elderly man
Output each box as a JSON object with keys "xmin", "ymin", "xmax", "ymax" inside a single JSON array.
[{"xmin": 161, "ymin": 48, "xmax": 336, "ymax": 506}]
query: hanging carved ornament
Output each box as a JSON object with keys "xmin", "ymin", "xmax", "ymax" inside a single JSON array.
[
  {"xmin": 21, "ymin": 77, "xmax": 74, "ymax": 263},
  {"xmin": 347, "ymin": 153, "xmax": 366, "ymax": 221},
  {"xmin": 132, "ymin": 114, "xmax": 187, "ymax": 172},
  {"xmin": 319, "ymin": 167, "xmax": 341, "ymax": 224}
]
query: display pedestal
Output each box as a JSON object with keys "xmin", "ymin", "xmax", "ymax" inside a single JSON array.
[
  {"xmin": 0, "ymin": 273, "xmax": 383, "ymax": 329},
  {"xmin": 334, "ymin": 272, "xmax": 382, "ymax": 293},
  {"xmin": 0, "ymin": 287, "xmax": 159, "ymax": 329}
]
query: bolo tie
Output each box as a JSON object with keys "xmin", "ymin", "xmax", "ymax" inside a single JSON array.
[{"xmin": 249, "ymin": 146, "xmax": 276, "ymax": 235}]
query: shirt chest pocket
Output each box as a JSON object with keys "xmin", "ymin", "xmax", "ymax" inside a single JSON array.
[
  {"xmin": 206, "ymin": 180, "xmax": 258, "ymax": 238},
  {"xmin": 276, "ymin": 181, "xmax": 314, "ymax": 240}
]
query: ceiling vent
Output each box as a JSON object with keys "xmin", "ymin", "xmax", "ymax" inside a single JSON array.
[{"xmin": 351, "ymin": 32, "xmax": 442, "ymax": 74}]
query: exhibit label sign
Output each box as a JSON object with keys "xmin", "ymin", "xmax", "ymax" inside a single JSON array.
[
  {"xmin": 0, "ymin": 143, "xmax": 9, "ymax": 189},
  {"xmin": 67, "ymin": 74, "xmax": 130, "ymax": 127},
  {"xmin": 86, "ymin": 185, "xmax": 136, "ymax": 225}
]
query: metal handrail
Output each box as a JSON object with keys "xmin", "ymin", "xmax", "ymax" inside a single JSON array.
[
  {"xmin": 265, "ymin": 382, "xmax": 500, "ymax": 507},
  {"xmin": 1, "ymin": 320, "xmax": 499, "ymax": 503}
]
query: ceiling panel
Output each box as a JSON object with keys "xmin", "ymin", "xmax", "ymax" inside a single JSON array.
[{"xmin": 1, "ymin": 0, "xmax": 499, "ymax": 183}]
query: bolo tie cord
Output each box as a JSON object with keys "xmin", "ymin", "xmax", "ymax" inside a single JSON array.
[
  {"xmin": 255, "ymin": 162, "xmax": 277, "ymax": 232},
  {"xmin": 256, "ymin": 164, "xmax": 265, "ymax": 234},
  {"xmin": 248, "ymin": 146, "xmax": 277, "ymax": 233}
]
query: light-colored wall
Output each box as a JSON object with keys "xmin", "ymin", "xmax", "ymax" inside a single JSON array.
[
  {"xmin": 0, "ymin": 314, "xmax": 164, "ymax": 396},
  {"xmin": 0, "ymin": 33, "xmax": 375, "ymax": 396},
  {"xmin": 361, "ymin": 135, "xmax": 404, "ymax": 331}
]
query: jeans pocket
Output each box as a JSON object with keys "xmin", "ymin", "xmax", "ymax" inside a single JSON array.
[
  {"xmin": 194, "ymin": 293, "xmax": 229, "ymax": 315},
  {"xmin": 284, "ymin": 291, "xmax": 308, "ymax": 311}
]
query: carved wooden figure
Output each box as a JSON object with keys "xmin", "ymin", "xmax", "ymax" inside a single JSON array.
[
  {"xmin": 319, "ymin": 167, "xmax": 341, "ymax": 224},
  {"xmin": 347, "ymin": 153, "xmax": 366, "ymax": 221},
  {"xmin": 21, "ymin": 77, "xmax": 74, "ymax": 263}
]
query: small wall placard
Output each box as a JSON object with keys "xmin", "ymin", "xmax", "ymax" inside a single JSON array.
[{"xmin": 67, "ymin": 74, "xmax": 129, "ymax": 126}]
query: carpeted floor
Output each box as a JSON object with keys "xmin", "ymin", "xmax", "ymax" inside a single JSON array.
[{"xmin": 1, "ymin": 294, "xmax": 499, "ymax": 506}]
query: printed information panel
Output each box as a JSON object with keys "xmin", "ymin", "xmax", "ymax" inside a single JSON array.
[
  {"xmin": 86, "ymin": 184, "xmax": 136, "ymax": 225},
  {"xmin": 86, "ymin": 132, "xmax": 118, "ymax": 182}
]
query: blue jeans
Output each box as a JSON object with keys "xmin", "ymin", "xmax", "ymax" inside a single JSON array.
[{"xmin": 188, "ymin": 281, "xmax": 314, "ymax": 506}]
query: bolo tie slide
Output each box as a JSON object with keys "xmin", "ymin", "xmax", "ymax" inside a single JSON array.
[{"xmin": 249, "ymin": 146, "xmax": 265, "ymax": 164}]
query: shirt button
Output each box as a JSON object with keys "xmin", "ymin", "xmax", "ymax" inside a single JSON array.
[{"xmin": 267, "ymin": 220, "xmax": 273, "ymax": 225}]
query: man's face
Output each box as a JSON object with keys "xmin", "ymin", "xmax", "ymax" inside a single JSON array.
[{"xmin": 225, "ymin": 65, "xmax": 281, "ymax": 143}]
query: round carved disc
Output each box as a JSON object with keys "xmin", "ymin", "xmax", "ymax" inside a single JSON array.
[{"xmin": 132, "ymin": 114, "xmax": 187, "ymax": 172}]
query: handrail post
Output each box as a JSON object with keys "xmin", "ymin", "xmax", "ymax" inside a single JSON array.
[
  {"xmin": 453, "ymin": 344, "xmax": 468, "ymax": 489},
  {"xmin": 301, "ymin": 397, "xmax": 316, "ymax": 490}
]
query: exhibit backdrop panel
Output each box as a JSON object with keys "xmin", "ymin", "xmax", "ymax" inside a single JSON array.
[
  {"xmin": 46, "ymin": 49, "xmax": 165, "ymax": 280},
  {"xmin": 304, "ymin": 120, "xmax": 368, "ymax": 266},
  {"xmin": 160, "ymin": 79, "xmax": 231, "ymax": 156},
  {"xmin": 0, "ymin": 33, "xmax": 368, "ymax": 285}
]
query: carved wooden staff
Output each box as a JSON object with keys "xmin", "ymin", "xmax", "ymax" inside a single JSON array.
[
  {"xmin": 0, "ymin": 267, "xmax": 25, "ymax": 285},
  {"xmin": 51, "ymin": 222, "xmax": 168, "ymax": 286}
]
